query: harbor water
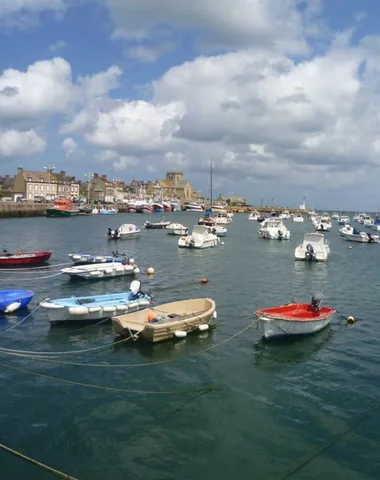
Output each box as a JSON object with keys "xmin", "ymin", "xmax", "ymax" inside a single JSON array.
[{"xmin": 1, "ymin": 212, "xmax": 380, "ymax": 479}]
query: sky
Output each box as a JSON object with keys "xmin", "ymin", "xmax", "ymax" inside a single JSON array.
[{"xmin": 1, "ymin": 0, "xmax": 380, "ymax": 210}]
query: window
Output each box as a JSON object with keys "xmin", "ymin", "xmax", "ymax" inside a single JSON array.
[
  {"xmin": 34, "ymin": 185, "xmax": 38, "ymax": 191},
  {"xmin": 27, "ymin": 177, "xmax": 32, "ymax": 181},
  {"xmin": 40, "ymin": 178, "xmax": 44, "ymax": 182},
  {"xmin": 28, "ymin": 184, "xmax": 32, "ymax": 191},
  {"xmin": 40, "ymin": 185, "xmax": 43, "ymax": 191}
]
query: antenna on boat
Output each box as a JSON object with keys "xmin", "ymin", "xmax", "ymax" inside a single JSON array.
[{"xmin": 210, "ymin": 159, "xmax": 213, "ymax": 211}]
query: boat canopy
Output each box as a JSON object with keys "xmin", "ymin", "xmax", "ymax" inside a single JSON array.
[{"xmin": 303, "ymin": 233, "xmax": 325, "ymax": 244}]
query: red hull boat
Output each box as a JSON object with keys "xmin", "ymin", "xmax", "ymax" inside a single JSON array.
[{"xmin": 0, "ymin": 250, "xmax": 53, "ymax": 267}]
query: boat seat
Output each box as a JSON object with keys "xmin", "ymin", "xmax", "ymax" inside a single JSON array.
[{"xmin": 77, "ymin": 298, "xmax": 96, "ymax": 305}]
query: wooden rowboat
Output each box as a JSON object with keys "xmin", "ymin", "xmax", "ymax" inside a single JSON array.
[
  {"xmin": 255, "ymin": 300, "xmax": 336, "ymax": 339},
  {"xmin": 112, "ymin": 298, "xmax": 216, "ymax": 343},
  {"xmin": 0, "ymin": 250, "xmax": 53, "ymax": 267}
]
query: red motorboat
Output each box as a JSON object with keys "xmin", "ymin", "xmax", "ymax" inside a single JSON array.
[{"xmin": 0, "ymin": 250, "xmax": 53, "ymax": 267}]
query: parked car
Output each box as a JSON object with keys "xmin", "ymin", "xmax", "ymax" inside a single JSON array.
[
  {"xmin": 34, "ymin": 195, "xmax": 46, "ymax": 203},
  {"xmin": 16, "ymin": 196, "xmax": 27, "ymax": 203}
]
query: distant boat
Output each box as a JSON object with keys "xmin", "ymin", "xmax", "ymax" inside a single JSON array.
[
  {"xmin": 0, "ymin": 250, "xmax": 53, "ymax": 267},
  {"xmin": 294, "ymin": 233, "xmax": 330, "ymax": 262},
  {"xmin": 144, "ymin": 220, "xmax": 170, "ymax": 229},
  {"xmin": 61, "ymin": 261, "xmax": 140, "ymax": 280},
  {"xmin": 46, "ymin": 198, "xmax": 80, "ymax": 217}
]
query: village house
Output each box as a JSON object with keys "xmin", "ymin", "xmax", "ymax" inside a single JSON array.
[
  {"xmin": 0, "ymin": 175, "xmax": 14, "ymax": 198},
  {"xmin": 85, "ymin": 174, "xmax": 126, "ymax": 203},
  {"xmin": 13, "ymin": 167, "xmax": 79, "ymax": 201},
  {"xmin": 157, "ymin": 172, "xmax": 194, "ymax": 201}
]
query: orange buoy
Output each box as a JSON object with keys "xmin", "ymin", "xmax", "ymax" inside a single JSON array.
[
  {"xmin": 200, "ymin": 277, "xmax": 208, "ymax": 284},
  {"xmin": 147, "ymin": 310, "xmax": 156, "ymax": 322}
]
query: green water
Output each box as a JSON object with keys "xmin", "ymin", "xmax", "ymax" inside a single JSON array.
[{"xmin": 0, "ymin": 213, "xmax": 379, "ymax": 479}]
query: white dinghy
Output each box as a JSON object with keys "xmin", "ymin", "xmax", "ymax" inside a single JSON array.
[
  {"xmin": 178, "ymin": 225, "xmax": 220, "ymax": 249},
  {"xmin": 167, "ymin": 223, "xmax": 189, "ymax": 236},
  {"xmin": 61, "ymin": 260, "xmax": 140, "ymax": 280}
]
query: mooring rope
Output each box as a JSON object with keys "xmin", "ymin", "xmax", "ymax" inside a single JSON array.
[
  {"xmin": 0, "ymin": 261, "xmax": 71, "ymax": 272},
  {"xmin": 1, "ymin": 305, "xmax": 41, "ymax": 333},
  {"xmin": 0, "ymin": 441, "xmax": 77, "ymax": 479},
  {"xmin": 0, "ymin": 322, "xmax": 254, "ymax": 367},
  {"xmin": 0, "ymin": 361, "xmax": 219, "ymax": 395},
  {"xmin": 0, "ymin": 271, "xmax": 63, "ymax": 281}
]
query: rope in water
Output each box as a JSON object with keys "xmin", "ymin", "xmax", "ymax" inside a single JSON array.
[
  {"xmin": 1, "ymin": 305, "xmax": 41, "ymax": 333},
  {"xmin": 0, "ymin": 271, "xmax": 63, "ymax": 281},
  {"xmin": 0, "ymin": 261, "xmax": 71, "ymax": 272},
  {"xmin": 0, "ymin": 335, "xmax": 131, "ymax": 356},
  {"xmin": 0, "ymin": 441, "xmax": 77, "ymax": 479},
  {"xmin": 0, "ymin": 322, "xmax": 254, "ymax": 367},
  {"xmin": 0, "ymin": 361, "xmax": 219, "ymax": 395},
  {"xmin": 281, "ymin": 400, "xmax": 380, "ymax": 479}
]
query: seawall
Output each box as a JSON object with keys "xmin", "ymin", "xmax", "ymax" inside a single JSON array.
[{"xmin": 0, "ymin": 203, "xmax": 48, "ymax": 218}]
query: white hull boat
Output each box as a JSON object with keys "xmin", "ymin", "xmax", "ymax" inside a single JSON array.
[
  {"xmin": 255, "ymin": 296, "xmax": 336, "ymax": 339},
  {"xmin": 295, "ymin": 233, "xmax": 330, "ymax": 261},
  {"xmin": 344, "ymin": 231, "xmax": 379, "ymax": 243},
  {"xmin": 41, "ymin": 280, "xmax": 150, "ymax": 322},
  {"xmin": 339, "ymin": 225, "xmax": 354, "ymax": 236},
  {"xmin": 259, "ymin": 218, "xmax": 290, "ymax": 240},
  {"xmin": 211, "ymin": 226, "xmax": 227, "ymax": 237},
  {"xmin": 61, "ymin": 261, "xmax": 140, "ymax": 280},
  {"xmin": 107, "ymin": 224, "xmax": 141, "ymax": 240},
  {"xmin": 178, "ymin": 225, "xmax": 220, "ymax": 249},
  {"xmin": 292, "ymin": 215, "xmax": 304, "ymax": 223},
  {"xmin": 167, "ymin": 223, "xmax": 189, "ymax": 236}
]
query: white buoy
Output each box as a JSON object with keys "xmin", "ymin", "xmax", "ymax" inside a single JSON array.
[
  {"xmin": 213, "ymin": 311, "xmax": 218, "ymax": 319},
  {"xmin": 134, "ymin": 267, "xmax": 140, "ymax": 274},
  {"xmin": 147, "ymin": 267, "xmax": 155, "ymax": 275},
  {"xmin": 4, "ymin": 301, "xmax": 21, "ymax": 313},
  {"xmin": 198, "ymin": 324, "xmax": 209, "ymax": 332},
  {"xmin": 221, "ymin": 242, "xmax": 225, "ymax": 245},
  {"xmin": 174, "ymin": 330, "xmax": 187, "ymax": 339}
]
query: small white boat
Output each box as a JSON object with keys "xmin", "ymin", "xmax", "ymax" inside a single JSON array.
[
  {"xmin": 338, "ymin": 215, "xmax": 350, "ymax": 225},
  {"xmin": 107, "ymin": 224, "xmax": 141, "ymax": 240},
  {"xmin": 178, "ymin": 225, "xmax": 220, "ymax": 249},
  {"xmin": 212, "ymin": 212, "xmax": 232, "ymax": 225},
  {"xmin": 255, "ymin": 295, "xmax": 335, "ymax": 339},
  {"xmin": 41, "ymin": 280, "xmax": 150, "ymax": 323},
  {"xmin": 61, "ymin": 260, "xmax": 140, "ymax": 280},
  {"xmin": 112, "ymin": 298, "xmax": 216, "ymax": 343},
  {"xmin": 294, "ymin": 233, "xmax": 330, "ymax": 262},
  {"xmin": 167, "ymin": 223, "xmax": 189, "ymax": 236},
  {"xmin": 259, "ymin": 218, "xmax": 290, "ymax": 240},
  {"xmin": 185, "ymin": 203, "xmax": 203, "ymax": 212},
  {"xmin": 344, "ymin": 229, "xmax": 379, "ymax": 243},
  {"xmin": 339, "ymin": 225, "xmax": 354, "ymax": 236},
  {"xmin": 210, "ymin": 225, "xmax": 227, "ymax": 237},
  {"xmin": 249, "ymin": 210, "xmax": 260, "ymax": 221},
  {"xmin": 292, "ymin": 214, "xmax": 304, "ymax": 223},
  {"xmin": 99, "ymin": 207, "xmax": 118, "ymax": 214},
  {"xmin": 331, "ymin": 212, "xmax": 340, "ymax": 220},
  {"xmin": 281, "ymin": 210, "xmax": 291, "ymax": 220}
]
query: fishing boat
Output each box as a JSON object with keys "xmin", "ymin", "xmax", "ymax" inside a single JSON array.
[
  {"xmin": 40, "ymin": 280, "xmax": 150, "ymax": 323},
  {"xmin": 68, "ymin": 252, "xmax": 126, "ymax": 265},
  {"xmin": 98, "ymin": 207, "xmax": 118, "ymax": 215},
  {"xmin": 292, "ymin": 214, "xmax": 304, "ymax": 223},
  {"xmin": 255, "ymin": 295, "xmax": 336, "ymax": 339},
  {"xmin": 144, "ymin": 220, "xmax": 170, "ymax": 229},
  {"xmin": 166, "ymin": 223, "xmax": 189, "ymax": 236},
  {"xmin": 258, "ymin": 218, "xmax": 290, "ymax": 240},
  {"xmin": 46, "ymin": 198, "xmax": 80, "ymax": 217},
  {"xmin": 294, "ymin": 233, "xmax": 330, "ymax": 261},
  {"xmin": 178, "ymin": 225, "xmax": 220, "ymax": 249},
  {"xmin": 112, "ymin": 298, "xmax": 216, "ymax": 343},
  {"xmin": 0, "ymin": 250, "xmax": 53, "ymax": 267},
  {"xmin": 61, "ymin": 260, "xmax": 140, "ymax": 280},
  {"xmin": 249, "ymin": 210, "xmax": 260, "ymax": 220},
  {"xmin": 106, "ymin": 224, "xmax": 141, "ymax": 240},
  {"xmin": 0, "ymin": 289, "xmax": 34, "ymax": 313}
]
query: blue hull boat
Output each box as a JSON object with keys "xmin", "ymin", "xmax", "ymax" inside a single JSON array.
[
  {"xmin": 68, "ymin": 253, "xmax": 125, "ymax": 265},
  {"xmin": 40, "ymin": 280, "xmax": 150, "ymax": 322},
  {"xmin": 0, "ymin": 289, "xmax": 34, "ymax": 313}
]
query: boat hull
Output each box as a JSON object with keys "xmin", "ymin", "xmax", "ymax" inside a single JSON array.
[
  {"xmin": 259, "ymin": 316, "xmax": 331, "ymax": 339},
  {"xmin": 0, "ymin": 250, "xmax": 53, "ymax": 267},
  {"xmin": 112, "ymin": 298, "xmax": 216, "ymax": 343},
  {"xmin": 0, "ymin": 290, "xmax": 34, "ymax": 312},
  {"xmin": 61, "ymin": 263, "xmax": 139, "ymax": 280},
  {"xmin": 46, "ymin": 209, "xmax": 79, "ymax": 217}
]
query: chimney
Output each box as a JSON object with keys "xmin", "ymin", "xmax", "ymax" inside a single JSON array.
[
  {"xmin": 93, "ymin": 173, "xmax": 99, "ymax": 180},
  {"xmin": 60, "ymin": 170, "xmax": 66, "ymax": 177},
  {"xmin": 17, "ymin": 167, "xmax": 23, "ymax": 174},
  {"xmin": 101, "ymin": 174, "xmax": 107, "ymax": 181}
]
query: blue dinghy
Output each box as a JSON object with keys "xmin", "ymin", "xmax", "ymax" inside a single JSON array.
[
  {"xmin": 68, "ymin": 252, "xmax": 126, "ymax": 265},
  {"xmin": 0, "ymin": 289, "xmax": 34, "ymax": 313},
  {"xmin": 40, "ymin": 280, "xmax": 150, "ymax": 323}
]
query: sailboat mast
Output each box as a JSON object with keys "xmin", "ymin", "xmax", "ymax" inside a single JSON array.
[{"xmin": 210, "ymin": 160, "xmax": 213, "ymax": 208}]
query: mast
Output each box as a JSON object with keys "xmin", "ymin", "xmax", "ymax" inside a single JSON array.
[{"xmin": 210, "ymin": 159, "xmax": 213, "ymax": 209}]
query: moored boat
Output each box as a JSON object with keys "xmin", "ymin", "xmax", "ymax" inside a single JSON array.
[
  {"xmin": 167, "ymin": 223, "xmax": 188, "ymax": 236},
  {"xmin": 259, "ymin": 218, "xmax": 290, "ymax": 240},
  {"xmin": 61, "ymin": 260, "xmax": 140, "ymax": 280},
  {"xmin": 68, "ymin": 252, "xmax": 125, "ymax": 265},
  {"xmin": 144, "ymin": 220, "xmax": 170, "ymax": 229},
  {"xmin": 0, "ymin": 289, "xmax": 34, "ymax": 313},
  {"xmin": 0, "ymin": 250, "xmax": 53, "ymax": 267},
  {"xmin": 41, "ymin": 280, "xmax": 150, "ymax": 323},
  {"xmin": 46, "ymin": 198, "xmax": 80, "ymax": 217},
  {"xmin": 294, "ymin": 233, "xmax": 330, "ymax": 261},
  {"xmin": 255, "ymin": 295, "xmax": 336, "ymax": 339},
  {"xmin": 106, "ymin": 224, "xmax": 141, "ymax": 239},
  {"xmin": 178, "ymin": 225, "xmax": 220, "ymax": 249},
  {"xmin": 112, "ymin": 298, "xmax": 216, "ymax": 342}
]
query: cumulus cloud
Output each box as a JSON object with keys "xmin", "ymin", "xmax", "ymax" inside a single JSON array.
[
  {"xmin": 95, "ymin": 149, "xmax": 139, "ymax": 171},
  {"xmin": 0, "ymin": 129, "xmax": 46, "ymax": 157},
  {"xmin": 127, "ymin": 41, "xmax": 175, "ymax": 63},
  {"xmin": 61, "ymin": 137, "xmax": 78, "ymax": 157},
  {"xmin": 105, "ymin": 0, "xmax": 311, "ymax": 54}
]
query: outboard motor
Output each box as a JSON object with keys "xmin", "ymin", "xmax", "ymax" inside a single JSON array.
[
  {"xmin": 278, "ymin": 229, "xmax": 283, "ymax": 240},
  {"xmin": 305, "ymin": 243, "xmax": 315, "ymax": 261},
  {"xmin": 367, "ymin": 233, "xmax": 375, "ymax": 243},
  {"xmin": 310, "ymin": 293, "xmax": 323, "ymax": 312},
  {"xmin": 107, "ymin": 228, "xmax": 112, "ymax": 237}
]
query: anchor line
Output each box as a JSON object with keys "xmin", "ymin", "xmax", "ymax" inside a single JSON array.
[
  {"xmin": 0, "ymin": 261, "xmax": 72, "ymax": 271},
  {"xmin": 0, "ymin": 272, "xmax": 63, "ymax": 281},
  {"xmin": 2, "ymin": 304, "xmax": 41, "ymax": 334}
]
